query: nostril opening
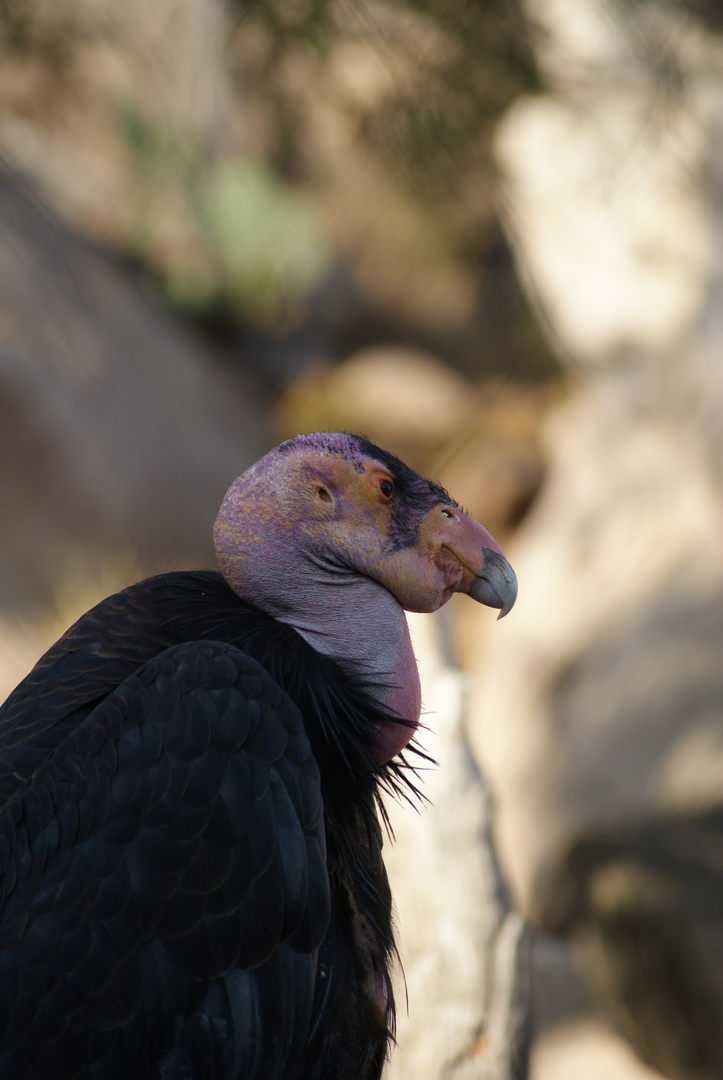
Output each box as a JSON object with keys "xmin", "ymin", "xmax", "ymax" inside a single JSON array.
[
  {"xmin": 441, "ymin": 508, "xmax": 455, "ymax": 519},
  {"xmin": 318, "ymin": 487, "xmax": 332, "ymax": 503}
]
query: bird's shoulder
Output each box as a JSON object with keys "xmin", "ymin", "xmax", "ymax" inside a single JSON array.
[
  {"xmin": 0, "ymin": 570, "xmax": 288, "ymax": 804},
  {"xmin": 0, "ymin": 634, "xmax": 330, "ymax": 1078}
]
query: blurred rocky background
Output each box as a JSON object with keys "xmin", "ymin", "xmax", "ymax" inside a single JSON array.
[{"xmin": 1, "ymin": 1, "xmax": 723, "ymax": 1078}]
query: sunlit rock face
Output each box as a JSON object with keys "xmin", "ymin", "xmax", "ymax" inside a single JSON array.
[
  {"xmin": 468, "ymin": 3, "xmax": 723, "ymax": 1078},
  {"xmin": 494, "ymin": 0, "xmax": 710, "ymax": 366}
]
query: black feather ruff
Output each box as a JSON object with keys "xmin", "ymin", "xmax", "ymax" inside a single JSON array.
[{"xmin": 0, "ymin": 569, "xmax": 431, "ymax": 1079}]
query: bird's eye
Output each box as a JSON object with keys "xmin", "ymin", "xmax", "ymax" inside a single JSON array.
[
  {"xmin": 379, "ymin": 479, "xmax": 393, "ymax": 499},
  {"xmin": 317, "ymin": 487, "xmax": 332, "ymax": 503}
]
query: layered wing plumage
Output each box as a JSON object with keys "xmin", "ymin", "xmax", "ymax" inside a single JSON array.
[{"xmin": 0, "ymin": 638, "xmax": 329, "ymax": 1079}]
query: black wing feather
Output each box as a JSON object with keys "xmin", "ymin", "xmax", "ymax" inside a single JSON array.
[
  {"xmin": 0, "ymin": 640, "xmax": 328, "ymax": 1080},
  {"xmin": 0, "ymin": 570, "xmax": 412, "ymax": 1078}
]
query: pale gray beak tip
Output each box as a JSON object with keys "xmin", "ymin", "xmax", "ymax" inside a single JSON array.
[{"xmin": 469, "ymin": 548, "xmax": 518, "ymax": 618}]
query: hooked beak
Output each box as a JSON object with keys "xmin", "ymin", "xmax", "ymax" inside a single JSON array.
[
  {"xmin": 468, "ymin": 548, "xmax": 518, "ymax": 618},
  {"xmin": 438, "ymin": 508, "xmax": 518, "ymax": 618}
]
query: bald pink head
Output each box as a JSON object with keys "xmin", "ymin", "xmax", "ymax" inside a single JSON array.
[{"xmin": 214, "ymin": 433, "xmax": 517, "ymax": 761}]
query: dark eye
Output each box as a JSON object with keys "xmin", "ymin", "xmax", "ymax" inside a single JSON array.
[{"xmin": 379, "ymin": 479, "xmax": 393, "ymax": 499}]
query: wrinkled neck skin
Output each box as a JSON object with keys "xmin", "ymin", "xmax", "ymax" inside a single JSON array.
[{"xmin": 219, "ymin": 540, "xmax": 421, "ymax": 763}]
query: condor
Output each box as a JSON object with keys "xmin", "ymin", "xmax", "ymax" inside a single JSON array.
[{"xmin": 0, "ymin": 432, "xmax": 516, "ymax": 1080}]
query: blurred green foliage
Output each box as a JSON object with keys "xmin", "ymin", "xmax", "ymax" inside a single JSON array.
[
  {"xmin": 0, "ymin": 0, "xmax": 553, "ymax": 376},
  {"xmin": 185, "ymin": 159, "xmax": 330, "ymax": 320},
  {"xmin": 115, "ymin": 100, "xmax": 330, "ymax": 322}
]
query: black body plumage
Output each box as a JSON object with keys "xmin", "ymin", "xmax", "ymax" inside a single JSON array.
[{"xmin": 0, "ymin": 570, "xmax": 415, "ymax": 1079}]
